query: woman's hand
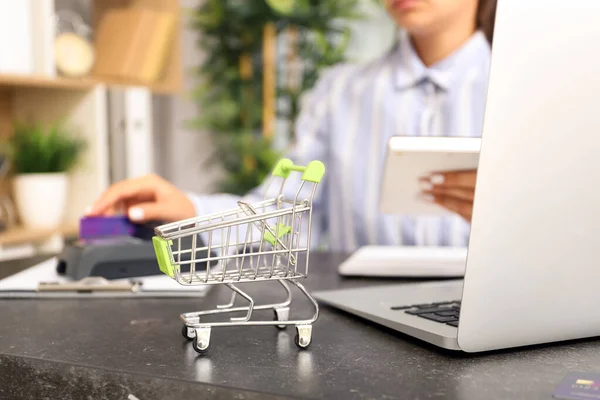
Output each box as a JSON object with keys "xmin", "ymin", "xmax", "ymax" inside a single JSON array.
[
  {"xmin": 419, "ymin": 169, "xmax": 477, "ymax": 222},
  {"xmin": 87, "ymin": 174, "xmax": 197, "ymax": 223}
]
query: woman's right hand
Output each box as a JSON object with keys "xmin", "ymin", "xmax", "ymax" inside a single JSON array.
[
  {"xmin": 419, "ymin": 169, "xmax": 477, "ymax": 223},
  {"xmin": 87, "ymin": 174, "xmax": 197, "ymax": 223}
]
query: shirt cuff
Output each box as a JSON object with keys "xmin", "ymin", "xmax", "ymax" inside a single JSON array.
[{"xmin": 185, "ymin": 191, "xmax": 204, "ymax": 218}]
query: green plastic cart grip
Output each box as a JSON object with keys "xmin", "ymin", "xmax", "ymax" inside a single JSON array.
[
  {"xmin": 152, "ymin": 236, "xmax": 175, "ymax": 278},
  {"xmin": 271, "ymin": 159, "xmax": 326, "ymax": 183},
  {"xmin": 263, "ymin": 223, "xmax": 292, "ymax": 246}
]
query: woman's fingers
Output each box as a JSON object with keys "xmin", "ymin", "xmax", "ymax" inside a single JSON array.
[
  {"xmin": 423, "ymin": 187, "xmax": 475, "ymax": 202},
  {"xmin": 424, "ymin": 194, "xmax": 473, "ymax": 222},
  {"xmin": 424, "ymin": 169, "xmax": 477, "ymax": 189},
  {"xmin": 127, "ymin": 202, "xmax": 166, "ymax": 223},
  {"xmin": 123, "ymin": 193, "xmax": 157, "ymax": 212},
  {"xmin": 87, "ymin": 173, "xmax": 197, "ymax": 223},
  {"xmin": 90, "ymin": 176, "xmax": 159, "ymax": 215},
  {"xmin": 128, "ymin": 200, "xmax": 199, "ymax": 223},
  {"xmin": 418, "ymin": 169, "xmax": 477, "ymax": 222}
]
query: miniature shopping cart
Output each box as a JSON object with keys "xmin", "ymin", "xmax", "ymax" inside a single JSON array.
[{"xmin": 152, "ymin": 158, "xmax": 325, "ymax": 353}]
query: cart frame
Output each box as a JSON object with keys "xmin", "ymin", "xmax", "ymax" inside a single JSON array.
[{"xmin": 152, "ymin": 159, "xmax": 325, "ymax": 352}]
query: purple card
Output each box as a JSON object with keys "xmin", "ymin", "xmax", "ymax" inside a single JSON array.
[
  {"xmin": 554, "ymin": 372, "xmax": 600, "ymax": 400},
  {"xmin": 80, "ymin": 216, "xmax": 136, "ymax": 239}
]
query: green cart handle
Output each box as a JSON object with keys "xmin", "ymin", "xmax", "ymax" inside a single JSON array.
[{"xmin": 271, "ymin": 159, "xmax": 326, "ymax": 183}]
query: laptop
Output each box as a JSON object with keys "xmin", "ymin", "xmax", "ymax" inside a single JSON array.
[{"xmin": 312, "ymin": 0, "xmax": 600, "ymax": 353}]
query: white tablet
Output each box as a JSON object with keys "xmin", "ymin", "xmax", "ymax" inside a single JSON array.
[{"xmin": 380, "ymin": 136, "xmax": 481, "ymax": 216}]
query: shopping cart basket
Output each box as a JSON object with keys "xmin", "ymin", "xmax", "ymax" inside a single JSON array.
[{"xmin": 152, "ymin": 158, "xmax": 325, "ymax": 353}]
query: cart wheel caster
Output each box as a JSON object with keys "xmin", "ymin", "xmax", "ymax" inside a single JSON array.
[
  {"xmin": 182, "ymin": 325, "xmax": 195, "ymax": 340},
  {"xmin": 192, "ymin": 327, "xmax": 211, "ymax": 353},
  {"xmin": 193, "ymin": 337, "xmax": 209, "ymax": 353},
  {"xmin": 274, "ymin": 307, "xmax": 289, "ymax": 330},
  {"xmin": 294, "ymin": 325, "xmax": 312, "ymax": 349}
]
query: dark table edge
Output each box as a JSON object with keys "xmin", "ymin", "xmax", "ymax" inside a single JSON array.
[{"xmin": 0, "ymin": 353, "xmax": 306, "ymax": 400}]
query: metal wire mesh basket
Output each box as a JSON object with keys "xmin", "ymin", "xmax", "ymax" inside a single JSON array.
[{"xmin": 152, "ymin": 158, "xmax": 325, "ymax": 353}]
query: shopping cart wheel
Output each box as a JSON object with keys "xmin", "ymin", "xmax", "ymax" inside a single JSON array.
[
  {"xmin": 182, "ymin": 325, "xmax": 196, "ymax": 340},
  {"xmin": 294, "ymin": 325, "xmax": 312, "ymax": 349},
  {"xmin": 273, "ymin": 307, "xmax": 290, "ymax": 329},
  {"xmin": 192, "ymin": 327, "xmax": 211, "ymax": 353}
]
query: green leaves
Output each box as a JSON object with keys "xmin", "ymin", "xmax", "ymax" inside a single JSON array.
[
  {"xmin": 6, "ymin": 120, "xmax": 86, "ymax": 174},
  {"xmin": 190, "ymin": 0, "xmax": 365, "ymax": 195},
  {"xmin": 266, "ymin": 0, "xmax": 298, "ymax": 15}
]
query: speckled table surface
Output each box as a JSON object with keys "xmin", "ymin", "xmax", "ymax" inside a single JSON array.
[{"xmin": 1, "ymin": 253, "xmax": 599, "ymax": 400}]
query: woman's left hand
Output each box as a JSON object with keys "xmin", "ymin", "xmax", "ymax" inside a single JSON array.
[{"xmin": 419, "ymin": 169, "xmax": 477, "ymax": 222}]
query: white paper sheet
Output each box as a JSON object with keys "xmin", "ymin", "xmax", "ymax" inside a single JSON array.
[{"xmin": 0, "ymin": 257, "xmax": 212, "ymax": 298}]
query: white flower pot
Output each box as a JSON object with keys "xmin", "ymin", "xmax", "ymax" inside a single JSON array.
[{"xmin": 13, "ymin": 173, "xmax": 69, "ymax": 229}]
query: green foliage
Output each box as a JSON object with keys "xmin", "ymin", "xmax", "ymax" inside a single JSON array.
[
  {"xmin": 5, "ymin": 120, "xmax": 86, "ymax": 174},
  {"xmin": 190, "ymin": 0, "xmax": 364, "ymax": 195}
]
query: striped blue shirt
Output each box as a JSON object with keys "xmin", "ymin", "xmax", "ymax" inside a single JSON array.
[{"xmin": 188, "ymin": 29, "xmax": 492, "ymax": 253}]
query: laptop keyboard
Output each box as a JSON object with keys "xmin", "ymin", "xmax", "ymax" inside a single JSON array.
[{"xmin": 391, "ymin": 301, "xmax": 461, "ymax": 327}]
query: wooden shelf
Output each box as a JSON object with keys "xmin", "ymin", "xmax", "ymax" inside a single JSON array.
[
  {"xmin": 91, "ymin": 76, "xmax": 181, "ymax": 94},
  {"xmin": 0, "ymin": 74, "xmax": 99, "ymax": 91},
  {"xmin": 0, "ymin": 73, "xmax": 180, "ymax": 94},
  {"xmin": 0, "ymin": 1, "xmax": 182, "ymax": 94},
  {"xmin": 0, "ymin": 224, "xmax": 78, "ymax": 246}
]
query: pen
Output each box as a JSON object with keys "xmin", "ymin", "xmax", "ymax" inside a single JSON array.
[{"xmin": 37, "ymin": 277, "xmax": 142, "ymax": 292}]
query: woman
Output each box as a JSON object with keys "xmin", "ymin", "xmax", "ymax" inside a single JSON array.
[{"xmin": 89, "ymin": 0, "xmax": 496, "ymax": 252}]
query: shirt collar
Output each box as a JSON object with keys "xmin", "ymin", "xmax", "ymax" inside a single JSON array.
[{"xmin": 394, "ymin": 28, "xmax": 490, "ymax": 92}]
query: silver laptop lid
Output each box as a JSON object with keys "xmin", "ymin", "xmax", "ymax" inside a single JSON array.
[{"xmin": 459, "ymin": 0, "xmax": 600, "ymax": 352}]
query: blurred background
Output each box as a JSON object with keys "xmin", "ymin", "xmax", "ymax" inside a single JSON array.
[{"xmin": 0, "ymin": 0, "xmax": 396, "ymax": 261}]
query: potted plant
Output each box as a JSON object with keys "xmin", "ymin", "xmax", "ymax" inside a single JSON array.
[
  {"xmin": 5, "ymin": 120, "xmax": 86, "ymax": 229},
  {"xmin": 191, "ymin": 0, "xmax": 362, "ymax": 195}
]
